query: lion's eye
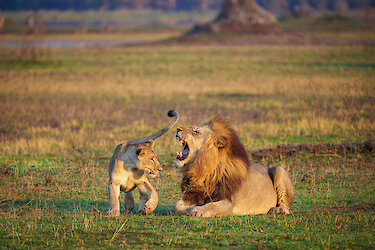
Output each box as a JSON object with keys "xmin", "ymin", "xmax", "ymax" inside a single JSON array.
[{"xmin": 193, "ymin": 130, "xmax": 200, "ymax": 134}]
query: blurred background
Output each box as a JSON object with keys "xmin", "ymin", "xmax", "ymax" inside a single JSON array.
[{"xmin": 1, "ymin": 0, "xmax": 375, "ymax": 48}]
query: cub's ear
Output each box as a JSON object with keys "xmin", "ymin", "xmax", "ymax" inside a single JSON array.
[
  {"xmin": 215, "ymin": 135, "xmax": 227, "ymax": 148},
  {"xmin": 145, "ymin": 140, "xmax": 154, "ymax": 148}
]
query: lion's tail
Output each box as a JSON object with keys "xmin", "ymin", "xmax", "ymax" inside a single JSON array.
[{"xmin": 128, "ymin": 110, "xmax": 179, "ymax": 145}]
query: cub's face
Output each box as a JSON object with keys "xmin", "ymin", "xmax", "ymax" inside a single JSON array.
[
  {"xmin": 174, "ymin": 125, "xmax": 212, "ymax": 168},
  {"xmin": 136, "ymin": 141, "xmax": 162, "ymax": 177}
]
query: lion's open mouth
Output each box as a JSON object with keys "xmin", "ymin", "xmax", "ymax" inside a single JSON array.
[{"xmin": 176, "ymin": 135, "xmax": 189, "ymax": 161}]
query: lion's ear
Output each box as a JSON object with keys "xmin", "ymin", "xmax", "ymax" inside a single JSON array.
[
  {"xmin": 144, "ymin": 140, "xmax": 154, "ymax": 148},
  {"xmin": 139, "ymin": 140, "xmax": 154, "ymax": 149},
  {"xmin": 215, "ymin": 135, "xmax": 227, "ymax": 148}
]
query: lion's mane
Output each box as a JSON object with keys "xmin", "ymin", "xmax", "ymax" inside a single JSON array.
[{"xmin": 181, "ymin": 117, "xmax": 250, "ymax": 205}]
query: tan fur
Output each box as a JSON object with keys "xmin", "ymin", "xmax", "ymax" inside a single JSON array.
[
  {"xmin": 105, "ymin": 141, "xmax": 161, "ymax": 217},
  {"xmin": 105, "ymin": 110, "xmax": 179, "ymax": 217},
  {"xmin": 174, "ymin": 117, "xmax": 294, "ymax": 217}
]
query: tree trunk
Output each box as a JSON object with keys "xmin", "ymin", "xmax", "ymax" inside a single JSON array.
[{"xmin": 191, "ymin": 0, "xmax": 278, "ymax": 34}]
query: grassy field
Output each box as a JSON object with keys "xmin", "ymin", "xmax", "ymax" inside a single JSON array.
[{"xmin": 0, "ymin": 32, "xmax": 374, "ymax": 247}]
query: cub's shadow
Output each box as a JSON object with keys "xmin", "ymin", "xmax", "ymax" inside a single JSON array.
[
  {"xmin": 0, "ymin": 199, "xmax": 175, "ymax": 216},
  {"xmin": 152, "ymin": 204, "xmax": 175, "ymax": 216}
]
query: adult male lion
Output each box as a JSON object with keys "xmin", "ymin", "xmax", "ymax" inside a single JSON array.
[
  {"xmin": 105, "ymin": 110, "xmax": 179, "ymax": 217},
  {"xmin": 174, "ymin": 116, "xmax": 294, "ymax": 217}
]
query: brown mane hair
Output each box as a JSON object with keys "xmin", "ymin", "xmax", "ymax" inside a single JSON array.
[{"xmin": 181, "ymin": 116, "xmax": 250, "ymax": 205}]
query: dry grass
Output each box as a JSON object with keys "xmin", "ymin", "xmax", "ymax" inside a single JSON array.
[
  {"xmin": 0, "ymin": 39, "xmax": 374, "ymax": 248},
  {"xmin": 0, "ymin": 45, "xmax": 373, "ymax": 155}
]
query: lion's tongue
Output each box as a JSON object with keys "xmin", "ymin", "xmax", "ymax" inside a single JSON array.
[
  {"xmin": 182, "ymin": 148, "xmax": 189, "ymax": 156},
  {"xmin": 178, "ymin": 148, "xmax": 189, "ymax": 160}
]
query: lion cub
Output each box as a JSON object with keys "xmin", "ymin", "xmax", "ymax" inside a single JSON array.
[{"xmin": 105, "ymin": 110, "xmax": 179, "ymax": 217}]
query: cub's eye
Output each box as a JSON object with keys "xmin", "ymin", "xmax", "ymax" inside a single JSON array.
[{"xmin": 193, "ymin": 130, "xmax": 200, "ymax": 134}]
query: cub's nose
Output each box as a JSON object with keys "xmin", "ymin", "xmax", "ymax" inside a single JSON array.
[{"xmin": 177, "ymin": 127, "xmax": 182, "ymax": 133}]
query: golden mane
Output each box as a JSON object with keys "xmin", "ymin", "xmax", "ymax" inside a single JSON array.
[{"xmin": 181, "ymin": 117, "xmax": 250, "ymax": 204}]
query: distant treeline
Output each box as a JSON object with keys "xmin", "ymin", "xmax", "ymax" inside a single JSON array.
[{"xmin": 0, "ymin": 0, "xmax": 374, "ymax": 12}]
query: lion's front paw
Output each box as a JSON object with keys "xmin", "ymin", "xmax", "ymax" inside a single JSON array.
[
  {"xmin": 189, "ymin": 206, "xmax": 211, "ymax": 217},
  {"xmin": 105, "ymin": 209, "xmax": 120, "ymax": 217},
  {"xmin": 268, "ymin": 207, "xmax": 291, "ymax": 215}
]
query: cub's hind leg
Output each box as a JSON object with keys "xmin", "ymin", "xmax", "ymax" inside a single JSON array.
[
  {"xmin": 124, "ymin": 192, "xmax": 135, "ymax": 213},
  {"xmin": 268, "ymin": 166, "xmax": 294, "ymax": 215}
]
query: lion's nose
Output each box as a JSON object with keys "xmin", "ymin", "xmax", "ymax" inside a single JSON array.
[{"xmin": 177, "ymin": 127, "xmax": 182, "ymax": 133}]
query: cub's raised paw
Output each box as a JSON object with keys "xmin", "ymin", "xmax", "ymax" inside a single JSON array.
[
  {"xmin": 268, "ymin": 207, "xmax": 291, "ymax": 215},
  {"xmin": 105, "ymin": 209, "xmax": 120, "ymax": 217},
  {"xmin": 137, "ymin": 207, "xmax": 153, "ymax": 215}
]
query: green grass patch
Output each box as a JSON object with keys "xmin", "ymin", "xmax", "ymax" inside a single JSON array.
[
  {"xmin": 0, "ymin": 41, "xmax": 374, "ymax": 248},
  {"xmin": 1, "ymin": 152, "xmax": 374, "ymax": 248}
]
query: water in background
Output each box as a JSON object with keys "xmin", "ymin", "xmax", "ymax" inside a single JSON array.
[{"xmin": 1, "ymin": 39, "xmax": 141, "ymax": 48}]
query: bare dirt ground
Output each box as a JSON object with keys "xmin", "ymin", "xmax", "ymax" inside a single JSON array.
[
  {"xmin": 169, "ymin": 26, "xmax": 375, "ymax": 46},
  {"xmin": 250, "ymin": 140, "xmax": 375, "ymax": 160}
]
